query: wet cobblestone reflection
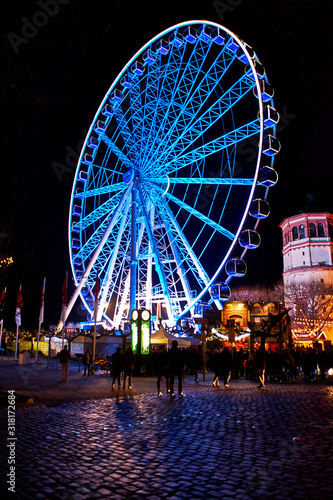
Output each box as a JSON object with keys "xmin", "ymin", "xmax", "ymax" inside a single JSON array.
[{"xmin": 1, "ymin": 382, "xmax": 333, "ymax": 499}]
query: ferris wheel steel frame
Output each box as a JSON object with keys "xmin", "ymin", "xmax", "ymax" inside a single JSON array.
[{"xmin": 64, "ymin": 20, "xmax": 279, "ymax": 329}]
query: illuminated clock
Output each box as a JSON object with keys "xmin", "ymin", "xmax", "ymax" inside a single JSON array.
[
  {"xmin": 132, "ymin": 310, "xmax": 138, "ymax": 321},
  {"xmin": 141, "ymin": 310, "xmax": 150, "ymax": 322}
]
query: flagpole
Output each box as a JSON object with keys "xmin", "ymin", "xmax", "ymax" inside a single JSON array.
[
  {"xmin": 36, "ymin": 278, "xmax": 46, "ymax": 364},
  {"xmin": 0, "ymin": 320, "xmax": 3, "ymax": 351},
  {"xmin": 36, "ymin": 322, "xmax": 41, "ymax": 364},
  {"xmin": 15, "ymin": 285, "xmax": 23, "ymax": 361},
  {"xmin": 61, "ymin": 272, "xmax": 68, "ymax": 349},
  {"xmin": 15, "ymin": 324, "xmax": 19, "ymax": 361},
  {"xmin": 0, "ymin": 287, "xmax": 6, "ymax": 351}
]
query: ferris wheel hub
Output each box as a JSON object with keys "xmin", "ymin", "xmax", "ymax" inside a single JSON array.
[{"xmin": 123, "ymin": 167, "xmax": 134, "ymax": 184}]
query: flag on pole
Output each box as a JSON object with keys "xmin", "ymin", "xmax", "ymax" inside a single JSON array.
[
  {"xmin": 94, "ymin": 276, "xmax": 100, "ymax": 323},
  {"xmin": 0, "ymin": 287, "xmax": 6, "ymax": 319},
  {"xmin": 15, "ymin": 285, "xmax": 23, "ymax": 327},
  {"xmin": 39, "ymin": 278, "xmax": 46, "ymax": 326},
  {"xmin": 61, "ymin": 272, "xmax": 68, "ymax": 325}
]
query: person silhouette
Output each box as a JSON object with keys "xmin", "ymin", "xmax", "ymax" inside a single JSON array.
[{"xmin": 169, "ymin": 340, "xmax": 185, "ymax": 397}]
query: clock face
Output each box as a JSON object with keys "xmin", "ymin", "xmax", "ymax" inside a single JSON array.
[
  {"xmin": 141, "ymin": 310, "xmax": 150, "ymax": 322},
  {"xmin": 132, "ymin": 310, "xmax": 138, "ymax": 321}
]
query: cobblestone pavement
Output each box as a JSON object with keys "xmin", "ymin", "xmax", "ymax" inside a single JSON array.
[{"xmin": 1, "ymin": 362, "xmax": 333, "ymax": 500}]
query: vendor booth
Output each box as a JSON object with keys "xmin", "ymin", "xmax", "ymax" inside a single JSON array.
[{"xmin": 150, "ymin": 328, "xmax": 192, "ymax": 348}]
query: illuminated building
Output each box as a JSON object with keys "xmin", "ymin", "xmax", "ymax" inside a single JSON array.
[{"xmin": 279, "ymin": 212, "xmax": 333, "ymax": 347}]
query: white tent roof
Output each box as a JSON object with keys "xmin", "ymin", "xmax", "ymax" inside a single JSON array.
[{"xmin": 150, "ymin": 327, "xmax": 191, "ymax": 347}]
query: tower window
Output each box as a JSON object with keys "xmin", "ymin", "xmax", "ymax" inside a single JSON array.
[
  {"xmin": 318, "ymin": 223, "xmax": 325, "ymax": 237},
  {"xmin": 299, "ymin": 224, "xmax": 305, "ymax": 239},
  {"xmin": 309, "ymin": 223, "xmax": 317, "ymax": 237},
  {"xmin": 292, "ymin": 226, "xmax": 298, "ymax": 241}
]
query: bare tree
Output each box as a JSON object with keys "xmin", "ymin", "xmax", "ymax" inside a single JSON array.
[
  {"xmin": 284, "ymin": 281, "xmax": 333, "ymax": 335},
  {"xmin": 229, "ymin": 281, "xmax": 284, "ymax": 303}
]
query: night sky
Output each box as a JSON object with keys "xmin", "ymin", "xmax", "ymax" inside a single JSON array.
[{"xmin": 1, "ymin": 0, "xmax": 332, "ymax": 329}]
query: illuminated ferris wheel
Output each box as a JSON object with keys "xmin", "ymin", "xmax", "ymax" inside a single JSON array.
[{"xmin": 67, "ymin": 20, "xmax": 279, "ymax": 327}]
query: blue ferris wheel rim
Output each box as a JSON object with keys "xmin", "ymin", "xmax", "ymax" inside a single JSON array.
[{"xmin": 68, "ymin": 20, "xmax": 278, "ymax": 324}]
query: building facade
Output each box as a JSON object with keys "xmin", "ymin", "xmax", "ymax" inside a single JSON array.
[
  {"xmin": 279, "ymin": 212, "xmax": 333, "ymax": 345},
  {"xmin": 280, "ymin": 212, "xmax": 333, "ymax": 286}
]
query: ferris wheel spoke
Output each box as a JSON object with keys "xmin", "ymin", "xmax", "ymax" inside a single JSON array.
[
  {"xmin": 98, "ymin": 132, "xmax": 134, "ymax": 170},
  {"xmin": 156, "ymin": 199, "xmax": 211, "ymax": 288},
  {"xmin": 98, "ymin": 220, "xmax": 131, "ymax": 287},
  {"xmin": 152, "ymin": 177, "xmax": 254, "ymax": 186},
  {"xmin": 107, "ymin": 236, "xmax": 131, "ymax": 300},
  {"xmin": 87, "ymin": 221, "xmax": 132, "ymax": 320},
  {"xmin": 147, "ymin": 47, "xmax": 237, "ymax": 165},
  {"xmin": 128, "ymin": 80, "xmax": 145, "ymax": 161},
  {"xmin": 140, "ymin": 38, "xmax": 199, "ymax": 162},
  {"xmin": 165, "ymin": 118, "xmax": 261, "ymax": 174},
  {"xmin": 131, "ymin": 67, "xmax": 163, "ymax": 164},
  {"xmin": 144, "ymin": 33, "xmax": 235, "ymax": 166},
  {"xmin": 142, "ymin": 34, "xmax": 224, "ymax": 165},
  {"xmin": 157, "ymin": 72, "xmax": 255, "ymax": 164},
  {"xmin": 137, "ymin": 185, "xmax": 174, "ymax": 319},
  {"xmin": 160, "ymin": 188, "xmax": 235, "ymax": 240},
  {"xmin": 76, "ymin": 182, "xmax": 127, "ymax": 199},
  {"xmin": 97, "ymin": 202, "xmax": 131, "ymax": 320},
  {"xmin": 66, "ymin": 186, "xmax": 131, "ymax": 321},
  {"xmin": 113, "ymin": 269, "xmax": 131, "ymax": 326},
  {"xmin": 72, "ymin": 191, "xmax": 126, "ymax": 232},
  {"xmin": 110, "ymin": 101, "xmax": 140, "ymax": 162},
  {"xmin": 74, "ymin": 217, "xmax": 114, "ymax": 263}
]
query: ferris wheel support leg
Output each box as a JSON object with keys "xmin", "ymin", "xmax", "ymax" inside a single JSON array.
[
  {"xmin": 130, "ymin": 181, "xmax": 138, "ymax": 317},
  {"xmin": 97, "ymin": 197, "xmax": 131, "ymax": 321},
  {"xmin": 57, "ymin": 186, "xmax": 131, "ymax": 331},
  {"xmin": 137, "ymin": 186, "xmax": 174, "ymax": 322}
]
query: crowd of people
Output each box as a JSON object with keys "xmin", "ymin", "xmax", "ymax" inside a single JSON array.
[
  {"xmin": 148, "ymin": 343, "xmax": 333, "ymax": 393},
  {"xmin": 149, "ymin": 343, "xmax": 333, "ymax": 392},
  {"xmin": 60, "ymin": 341, "xmax": 333, "ymax": 393}
]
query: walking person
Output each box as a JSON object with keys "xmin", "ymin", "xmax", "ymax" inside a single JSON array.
[
  {"xmin": 59, "ymin": 344, "xmax": 70, "ymax": 382},
  {"xmin": 83, "ymin": 348, "xmax": 91, "ymax": 376},
  {"xmin": 211, "ymin": 349, "xmax": 221, "ymax": 387},
  {"xmin": 193, "ymin": 348, "xmax": 201, "ymax": 383},
  {"xmin": 255, "ymin": 345, "xmax": 266, "ymax": 389},
  {"xmin": 111, "ymin": 347, "xmax": 123, "ymax": 389},
  {"xmin": 220, "ymin": 346, "xmax": 232, "ymax": 388},
  {"xmin": 123, "ymin": 347, "xmax": 135, "ymax": 389},
  {"xmin": 153, "ymin": 344, "xmax": 170, "ymax": 396},
  {"xmin": 169, "ymin": 340, "xmax": 185, "ymax": 397}
]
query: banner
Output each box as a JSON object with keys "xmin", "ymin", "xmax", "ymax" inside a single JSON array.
[
  {"xmin": 0, "ymin": 287, "xmax": 6, "ymax": 318},
  {"xmin": 15, "ymin": 285, "xmax": 23, "ymax": 327},
  {"xmin": 39, "ymin": 278, "xmax": 46, "ymax": 325}
]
